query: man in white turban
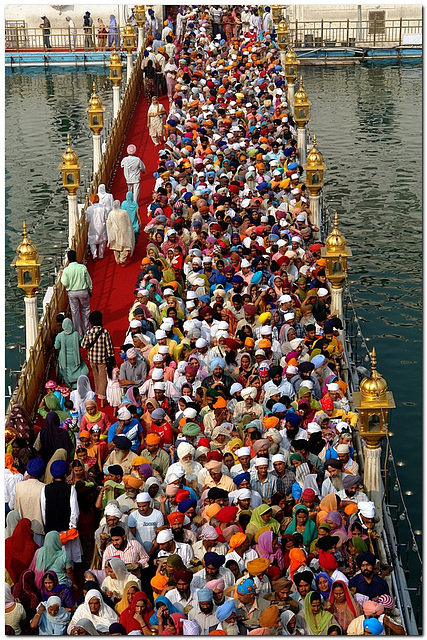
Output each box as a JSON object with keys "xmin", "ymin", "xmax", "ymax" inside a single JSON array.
[
  {"xmin": 232, "ymin": 386, "xmax": 264, "ymax": 424},
  {"xmin": 166, "ymin": 442, "xmax": 202, "ymax": 485}
]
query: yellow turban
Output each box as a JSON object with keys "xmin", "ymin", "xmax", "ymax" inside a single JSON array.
[
  {"xmin": 205, "ymin": 504, "xmax": 221, "ymax": 520},
  {"xmin": 123, "ymin": 475, "xmax": 144, "ymax": 489},
  {"xmin": 258, "ymin": 312, "xmax": 272, "ymax": 325},
  {"xmin": 131, "ymin": 456, "xmax": 151, "ymax": 467},
  {"xmin": 247, "ymin": 558, "xmax": 270, "ymax": 576}
]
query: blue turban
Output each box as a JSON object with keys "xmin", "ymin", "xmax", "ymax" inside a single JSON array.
[
  {"xmin": 204, "ymin": 552, "xmax": 225, "ymax": 568},
  {"xmin": 216, "ymin": 275, "xmax": 227, "ymax": 285},
  {"xmin": 167, "ymin": 119, "xmax": 177, "ymax": 127},
  {"xmin": 287, "ymin": 162, "xmax": 298, "ymax": 171},
  {"xmin": 178, "ymin": 499, "xmax": 197, "ymax": 513},
  {"xmin": 233, "ymin": 472, "xmax": 251, "ymax": 487},
  {"xmin": 292, "ymin": 482, "xmax": 302, "ymax": 500},
  {"xmin": 26, "ymin": 458, "xmax": 45, "ymax": 478},
  {"xmin": 284, "ymin": 147, "xmax": 296, "ymax": 157},
  {"xmin": 272, "ymin": 402, "xmax": 287, "ymax": 414},
  {"xmin": 210, "ymin": 357, "xmax": 226, "ymax": 373},
  {"xmin": 251, "ymin": 271, "xmax": 263, "ymax": 284},
  {"xmin": 236, "ymin": 579, "xmax": 255, "ymax": 594},
  {"xmin": 256, "ymin": 181, "xmax": 269, "ymax": 191},
  {"xmin": 363, "ymin": 619, "xmax": 384, "ymax": 635},
  {"xmin": 286, "ymin": 411, "xmax": 302, "ymax": 428},
  {"xmin": 356, "ymin": 551, "xmax": 377, "ymax": 569},
  {"xmin": 216, "ymin": 600, "xmax": 236, "ymax": 622},
  {"xmin": 50, "ymin": 460, "xmax": 68, "ymax": 478},
  {"xmin": 197, "ymin": 588, "xmax": 214, "ymax": 602},
  {"xmin": 269, "ymin": 234, "xmax": 280, "ymax": 242},
  {"xmin": 231, "ymin": 275, "xmax": 244, "ymax": 284},
  {"xmin": 311, "ymin": 354, "xmax": 327, "ymax": 368},
  {"xmin": 200, "ymin": 295, "xmax": 211, "ymax": 304}
]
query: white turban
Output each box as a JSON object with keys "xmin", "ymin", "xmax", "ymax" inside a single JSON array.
[
  {"xmin": 266, "ymin": 429, "xmax": 282, "ymax": 444},
  {"xmin": 358, "ymin": 501, "xmax": 376, "ymax": 518},
  {"xmin": 236, "ymin": 488, "xmax": 251, "ymax": 501},
  {"xmin": 254, "ymin": 457, "xmax": 269, "ymax": 467},
  {"xmin": 156, "ymin": 529, "xmax": 174, "ymax": 544},
  {"xmin": 177, "ymin": 442, "xmax": 195, "ymax": 460},
  {"xmin": 236, "ymin": 447, "xmax": 251, "ymax": 458},
  {"xmin": 241, "ymin": 386, "xmax": 257, "ymax": 400},
  {"xmin": 104, "ymin": 503, "xmax": 123, "ymax": 518},
  {"xmin": 307, "ymin": 422, "xmax": 322, "ymax": 434}
]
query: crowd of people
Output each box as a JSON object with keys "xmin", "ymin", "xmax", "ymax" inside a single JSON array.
[{"xmin": 5, "ymin": 5, "xmax": 405, "ymax": 637}]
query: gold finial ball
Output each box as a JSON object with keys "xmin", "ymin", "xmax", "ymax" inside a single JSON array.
[
  {"xmin": 88, "ymin": 83, "xmax": 103, "ymax": 110},
  {"xmin": 285, "ymin": 46, "xmax": 298, "ymax": 65},
  {"xmin": 294, "ymin": 76, "xmax": 308, "ymax": 104},
  {"xmin": 359, "ymin": 347, "xmax": 389, "ymax": 400},
  {"xmin": 325, "ymin": 212, "xmax": 347, "ymax": 254},
  {"xmin": 109, "ymin": 48, "xmax": 122, "ymax": 66},
  {"xmin": 306, "ymin": 136, "xmax": 325, "ymax": 168},
  {"xmin": 16, "ymin": 221, "xmax": 38, "ymax": 262},
  {"xmin": 61, "ymin": 134, "xmax": 79, "ymax": 167}
]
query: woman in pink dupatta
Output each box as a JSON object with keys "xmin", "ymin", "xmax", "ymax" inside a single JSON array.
[{"xmin": 254, "ymin": 530, "xmax": 285, "ymax": 570}]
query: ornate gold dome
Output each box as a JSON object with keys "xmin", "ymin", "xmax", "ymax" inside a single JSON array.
[
  {"xmin": 61, "ymin": 134, "xmax": 79, "ymax": 167},
  {"xmin": 294, "ymin": 76, "xmax": 308, "ymax": 104},
  {"xmin": 306, "ymin": 135, "xmax": 324, "ymax": 168},
  {"xmin": 285, "ymin": 47, "xmax": 298, "ymax": 65},
  {"xmin": 109, "ymin": 48, "xmax": 122, "ymax": 66},
  {"xmin": 88, "ymin": 82, "xmax": 103, "ymax": 110},
  {"xmin": 359, "ymin": 348, "xmax": 388, "ymax": 400},
  {"xmin": 326, "ymin": 212, "xmax": 347, "ymax": 254},
  {"xmin": 16, "ymin": 222, "xmax": 38, "ymax": 263}
]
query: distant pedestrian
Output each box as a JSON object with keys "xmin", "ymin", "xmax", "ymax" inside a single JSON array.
[
  {"xmin": 60, "ymin": 250, "xmax": 92, "ymax": 336},
  {"xmin": 108, "ymin": 14, "xmax": 118, "ymax": 49},
  {"xmin": 81, "ymin": 311, "xmax": 114, "ymax": 407},
  {"xmin": 97, "ymin": 18, "xmax": 108, "ymax": 51},
  {"xmin": 65, "ymin": 16, "xmax": 77, "ymax": 51},
  {"xmin": 85, "ymin": 194, "xmax": 108, "ymax": 260},
  {"xmin": 83, "ymin": 11, "xmax": 94, "ymax": 50},
  {"xmin": 107, "ymin": 200, "xmax": 135, "ymax": 266},
  {"xmin": 120, "ymin": 144, "xmax": 145, "ymax": 205},
  {"xmin": 40, "ymin": 15, "xmax": 51, "ymax": 50}
]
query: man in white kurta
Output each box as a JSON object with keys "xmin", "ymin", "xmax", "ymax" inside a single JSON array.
[{"xmin": 106, "ymin": 200, "xmax": 135, "ymax": 265}]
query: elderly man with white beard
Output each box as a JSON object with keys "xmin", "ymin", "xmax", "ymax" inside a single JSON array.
[
  {"xmin": 232, "ymin": 386, "xmax": 264, "ymax": 424},
  {"xmin": 321, "ymin": 458, "xmax": 345, "ymax": 497},
  {"xmin": 117, "ymin": 474, "xmax": 144, "ymax": 510},
  {"xmin": 164, "ymin": 442, "xmax": 202, "ymax": 486},
  {"xmin": 216, "ymin": 600, "xmax": 240, "ymax": 635}
]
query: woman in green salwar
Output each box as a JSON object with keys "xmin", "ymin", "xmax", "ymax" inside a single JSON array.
[{"xmin": 54, "ymin": 318, "xmax": 88, "ymax": 389}]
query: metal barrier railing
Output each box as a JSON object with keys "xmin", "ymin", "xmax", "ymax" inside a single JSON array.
[
  {"xmin": 4, "ymin": 25, "xmax": 134, "ymax": 52},
  {"xmin": 292, "ymin": 18, "xmax": 422, "ymax": 47},
  {"xmin": 7, "ymin": 49, "xmax": 145, "ymax": 419}
]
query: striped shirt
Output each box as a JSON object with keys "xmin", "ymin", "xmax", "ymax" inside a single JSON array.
[{"xmin": 102, "ymin": 538, "xmax": 150, "ymax": 568}]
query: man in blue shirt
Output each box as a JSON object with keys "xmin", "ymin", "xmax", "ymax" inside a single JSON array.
[
  {"xmin": 348, "ymin": 552, "xmax": 390, "ymax": 599},
  {"xmin": 108, "ymin": 406, "xmax": 142, "ymax": 453}
]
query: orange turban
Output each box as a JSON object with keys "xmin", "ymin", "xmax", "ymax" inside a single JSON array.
[
  {"xmin": 151, "ymin": 574, "xmax": 169, "ymax": 591},
  {"xmin": 5, "ymin": 453, "xmax": 19, "ymax": 475},
  {"xmin": 146, "ymin": 433, "xmax": 161, "ymax": 445},
  {"xmin": 79, "ymin": 430, "xmax": 91, "ymax": 439},
  {"xmin": 167, "ymin": 512, "xmax": 185, "ymax": 525},
  {"xmin": 205, "ymin": 504, "xmax": 221, "ymax": 520},
  {"xmin": 263, "ymin": 416, "xmax": 279, "ymax": 430},
  {"xmin": 247, "ymin": 558, "xmax": 270, "ymax": 576},
  {"xmin": 131, "ymin": 456, "xmax": 151, "ymax": 467},
  {"xmin": 228, "ymin": 533, "xmax": 247, "ymax": 552},
  {"xmin": 123, "ymin": 475, "xmax": 144, "ymax": 489},
  {"xmin": 344, "ymin": 503, "xmax": 359, "ymax": 516}
]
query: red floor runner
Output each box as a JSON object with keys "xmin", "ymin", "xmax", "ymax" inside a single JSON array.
[{"xmin": 85, "ymin": 91, "xmax": 168, "ymax": 416}]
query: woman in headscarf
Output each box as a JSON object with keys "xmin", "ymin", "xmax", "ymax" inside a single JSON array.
[
  {"xmin": 54, "ymin": 318, "xmax": 89, "ymax": 388},
  {"xmin": 255, "ymin": 530, "xmax": 285, "ymax": 570},
  {"xmin": 79, "ymin": 398, "xmax": 110, "ymax": 434},
  {"xmin": 324, "ymin": 511, "xmax": 348, "ymax": 546},
  {"xmin": 43, "ymin": 448, "xmax": 68, "ymax": 484},
  {"xmin": 148, "ymin": 96, "xmax": 167, "ymax": 146},
  {"xmin": 38, "ymin": 411, "xmax": 72, "ymax": 465},
  {"xmin": 160, "ymin": 611, "xmax": 187, "ymax": 635},
  {"xmin": 68, "ymin": 589, "xmax": 118, "ymax": 634},
  {"xmin": 40, "ymin": 570, "xmax": 74, "ymax": 611},
  {"xmin": 30, "ymin": 530, "xmax": 73, "ymax": 589},
  {"xmin": 235, "ymin": 352, "xmax": 257, "ymax": 385},
  {"xmin": 101, "ymin": 558, "xmax": 141, "ymax": 600},
  {"xmin": 97, "ymin": 183, "xmax": 113, "ymax": 212},
  {"xmin": 108, "ymin": 14, "xmax": 118, "ymax": 48},
  {"xmin": 284, "ymin": 505, "xmax": 318, "ymax": 547},
  {"xmin": 5, "ymin": 518, "xmax": 39, "ymax": 586},
  {"xmin": 314, "ymin": 572, "xmax": 334, "ymax": 601},
  {"xmin": 30, "ymin": 595, "xmax": 71, "ymax": 635},
  {"xmin": 5, "ymin": 509, "xmax": 21, "ymax": 539},
  {"xmin": 164, "ymin": 554, "xmax": 185, "ymax": 586},
  {"xmin": 115, "ymin": 581, "xmax": 140, "ymax": 615},
  {"xmin": 328, "ymin": 580, "xmax": 361, "ymax": 633},
  {"xmin": 121, "ymin": 191, "xmax": 141, "ymax": 244},
  {"xmin": 70, "ymin": 375, "xmax": 96, "ymax": 425},
  {"xmin": 71, "ymin": 617, "xmax": 100, "ymax": 635},
  {"xmin": 245, "ymin": 504, "xmax": 280, "ymax": 540},
  {"xmin": 298, "ymin": 591, "xmax": 338, "ymax": 635},
  {"xmin": 38, "ymin": 392, "xmax": 71, "ymax": 423},
  {"xmin": 119, "ymin": 590, "xmax": 153, "ymax": 634},
  {"xmin": 11, "ymin": 437, "xmax": 33, "ymax": 474},
  {"xmin": 342, "ymin": 535, "xmax": 369, "ymax": 577},
  {"xmin": 6, "ymin": 404, "xmax": 33, "ymax": 441},
  {"xmin": 148, "ymin": 596, "xmax": 181, "ymax": 627},
  {"xmin": 12, "ymin": 569, "xmax": 40, "ymax": 622},
  {"xmin": 316, "ymin": 494, "xmax": 340, "ymax": 527},
  {"xmin": 281, "ymin": 610, "xmax": 303, "ymax": 635},
  {"xmin": 5, "ymin": 583, "xmax": 27, "ymax": 635}
]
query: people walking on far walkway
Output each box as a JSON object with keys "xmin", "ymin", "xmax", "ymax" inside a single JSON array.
[
  {"xmin": 60, "ymin": 250, "xmax": 92, "ymax": 336},
  {"xmin": 120, "ymin": 145, "xmax": 145, "ymax": 205}
]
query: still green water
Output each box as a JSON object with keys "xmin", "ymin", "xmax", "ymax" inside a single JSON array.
[{"xmin": 5, "ymin": 63, "xmax": 422, "ymax": 546}]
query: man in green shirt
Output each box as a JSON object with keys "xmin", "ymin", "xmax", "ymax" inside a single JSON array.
[
  {"xmin": 60, "ymin": 250, "xmax": 92, "ymax": 335},
  {"xmin": 141, "ymin": 432, "xmax": 170, "ymax": 480}
]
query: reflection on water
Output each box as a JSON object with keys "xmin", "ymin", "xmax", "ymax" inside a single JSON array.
[
  {"xmin": 303, "ymin": 64, "xmax": 422, "ymax": 545},
  {"xmin": 5, "ymin": 63, "xmax": 422, "ymax": 536}
]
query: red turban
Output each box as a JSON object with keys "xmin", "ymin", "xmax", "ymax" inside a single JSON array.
[
  {"xmin": 175, "ymin": 489, "xmax": 190, "ymax": 503},
  {"xmin": 167, "ymin": 512, "xmax": 185, "ymax": 525},
  {"xmin": 321, "ymin": 397, "xmax": 334, "ymax": 410},
  {"xmin": 207, "ymin": 451, "xmax": 223, "ymax": 462},
  {"xmin": 318, "ymin": 550, "xmax": 338, "ymax": 570},
  {"xmin": 216, "ymin": 506, "xmax": 238, "ymax": 524}
]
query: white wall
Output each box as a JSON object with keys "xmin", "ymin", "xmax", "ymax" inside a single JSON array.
[
  {"xmin": 285, "ymin": 5, "xmax": 421, "ymax": 23},
  {"xmin": 4, "ymin": 4, "xmax": 131, "ymax": 28}
]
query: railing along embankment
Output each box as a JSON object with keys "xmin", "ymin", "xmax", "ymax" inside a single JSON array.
[{"xmin": 6, "ymin": 48, "xmax": 145, "ymax": 419}]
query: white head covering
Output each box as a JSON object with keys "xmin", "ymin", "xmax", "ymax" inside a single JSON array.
[
  {"xmin": 240, "ymin": 386, "xmax": 257, "ymax": 400},
  {"xmin": 358, "ymin": 501, "xmax": 376, "ymax": 518},
  {"xmin": 77, "ymin": 589, "xmax": 118, "ymax": 631},
  {"xmin": 177, "ymin": 442, "xmax": 195, "ymax": 460}
]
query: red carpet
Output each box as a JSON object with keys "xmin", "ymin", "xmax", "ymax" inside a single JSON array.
[{"xmin": 83, "ymin": 91, "xmax": 168, "ymax": 417}]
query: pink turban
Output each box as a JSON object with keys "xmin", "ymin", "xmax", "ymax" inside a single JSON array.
[
  {"xmin": 252, "ymin": 439, "xmax": 270, "ymax": 453},
  {"xmin": 127, "ymin": 144, "xmax": 137, "ymax": 154},
  {"xmin": 363, "ymin": 600, "xmax": 384, "ymax": 616},
  {"xmin": 166, "ymin": 484, "xmax": 180, "ymax": 497},
  {"xmin": 205, "ymin": 578, "xmax": 225, "ymax": 592}
]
